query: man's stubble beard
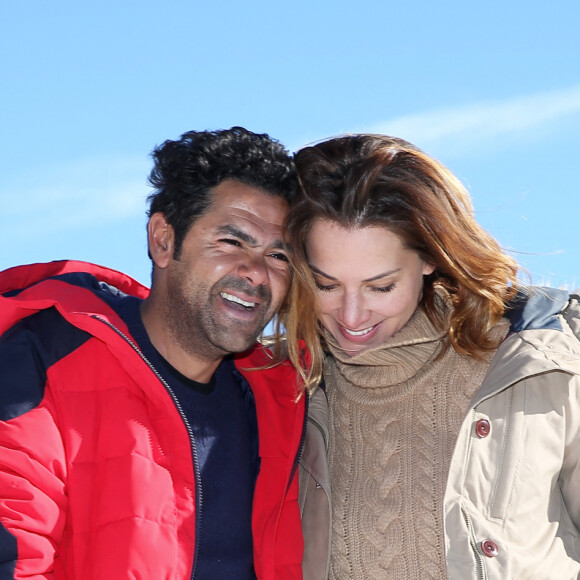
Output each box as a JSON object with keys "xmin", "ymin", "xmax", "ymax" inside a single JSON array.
[{"xmin": 165, "ymin": 268, "xmax": 273, "ymax": 361}]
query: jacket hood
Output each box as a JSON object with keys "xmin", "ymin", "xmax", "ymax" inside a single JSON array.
[
  {"xmin": 0, "ymin": 260, "xmax": 149, "ymax": 340},
  {"xmin": 505, "ymin": 286, "xmax": 570, "ymax": 333},
  {"xmin": 475, "ymin": 287, "xmax": 580, "ymax": 404},
  {"xmin": 0, "ymin": 260, "xmax": 149, "ymax": 299}
]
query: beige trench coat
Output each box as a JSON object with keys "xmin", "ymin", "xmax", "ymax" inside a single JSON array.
[{"xmin": 299, "ymin": 290, "xmax": 580, "ymax": 579}]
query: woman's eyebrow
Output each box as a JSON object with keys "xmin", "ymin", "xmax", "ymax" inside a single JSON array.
[
  {"xmin": 309, "ymin": 264, "xmax": 337, "ymax": 280},
  {"xmin": 364, "ymin": 269, "xmax": 401, "ymax": 282},
  {"xmin": 309, "ymin": 264, "xmax": 400, "ymax": 282}
]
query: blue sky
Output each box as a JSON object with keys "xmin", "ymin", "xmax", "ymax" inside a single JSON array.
[{"xmin": 2, "ymin": 1, "xmax": 579, "ymax": 290}]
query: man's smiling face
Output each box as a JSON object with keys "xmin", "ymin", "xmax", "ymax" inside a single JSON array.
[{"xmin": 162, "ymin": 179, "xmax": 291, "ymax": 360}]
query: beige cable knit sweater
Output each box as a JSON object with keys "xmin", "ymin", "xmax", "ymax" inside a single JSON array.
[{"xmin": 325, "ymin": 303, "xmax": 507, "ymax": 579}]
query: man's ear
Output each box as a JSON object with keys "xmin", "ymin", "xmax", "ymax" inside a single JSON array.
[{"xmin": 147, "ymin": 213, "xmax": 174, "ymax": 269}]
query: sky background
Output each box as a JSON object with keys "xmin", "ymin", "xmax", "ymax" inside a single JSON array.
[{"xmin": 2, "ymin": 1, "xmax": 579, "ymax": 291}]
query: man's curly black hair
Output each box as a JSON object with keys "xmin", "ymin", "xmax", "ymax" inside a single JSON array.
[{"xmin": 147, "ymin": 126, "xmax": 297, "ymax": 259}]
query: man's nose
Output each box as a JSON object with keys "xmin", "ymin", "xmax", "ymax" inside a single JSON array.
[{"xmin": 237, "ymin": 254, "xmax": 269, "ymax": 287}]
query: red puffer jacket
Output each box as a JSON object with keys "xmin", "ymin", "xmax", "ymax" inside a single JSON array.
[{"xmin": 0, "ymin": 261, "xmax": 306, "ymax": 580}]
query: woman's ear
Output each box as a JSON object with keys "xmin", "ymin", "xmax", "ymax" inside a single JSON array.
[
  {"xmin": 147, "ymin": 212, "xmax": 174, "ymax": 269},
  {"xmin": 423, "ymin": 260, "xmax": 436, "ymax": 276}
]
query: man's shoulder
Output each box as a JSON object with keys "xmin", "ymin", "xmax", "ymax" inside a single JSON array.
[
  {"xmin": 234, "ymin": 342, "xmax": 301, "ymax": 390},
  {"xmin": 0, "ymin": 260, "xmax": 148, "ymax": 423},
  {"xmin": 234, "ymin": 342, "xmax": 297, "ymax": 374},
  {"xmin": 0, "ymin": 308, "xmax": 91, "ymax": 421},
  {"xmin": 235, "ymin": 341, "xmax": 276, "ymax": 366}
]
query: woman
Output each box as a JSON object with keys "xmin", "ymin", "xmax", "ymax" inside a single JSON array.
[{"xmin": 284, "ymin": 134, "xmax": 580, "ymax": 579}]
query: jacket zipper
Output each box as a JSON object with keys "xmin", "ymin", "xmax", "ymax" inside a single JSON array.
[
  {"xmin": 92, "ymin": 315, "xmax": 201, "ymax": 580},
  {"xmin": 308, "ymin": 415, "xmax": 328, "ymax": 452},
  {"xmin": 286, "ymin": 390, "xmax": 309, "ymax": 493},
  {"xmin": 461, "ymin": 506, "xmax": 487, "ymax": 580}
]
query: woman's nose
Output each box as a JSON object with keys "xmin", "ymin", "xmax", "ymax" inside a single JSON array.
[{"xmin": 338, "ymin": 292, "xmax": 371, "ymax": 330}]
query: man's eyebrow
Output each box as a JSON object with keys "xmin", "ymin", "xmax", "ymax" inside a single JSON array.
[
  {"xmin": 216, "ymin": 225, "xmax": 289, "ymax": 251},
  {"xmin": 217, "ymin": 225, "xmax": 256, "ymax": 245},
  {"xmin": 309, "ymin": 264, "xmax": 401, "ymax": 282},
  {"xmin": 271, "ymin": 239, "xmax": 290, "ymax": 252}
]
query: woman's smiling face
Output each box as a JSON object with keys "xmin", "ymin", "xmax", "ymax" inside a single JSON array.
[{"xmin": 306, "ymin": 219, "xmax": 435, "ymax": 356}]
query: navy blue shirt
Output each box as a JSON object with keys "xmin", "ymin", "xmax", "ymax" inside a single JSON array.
[{"xmin": 115, "ymin": 296, "xmax": 259, "ymax": 579}]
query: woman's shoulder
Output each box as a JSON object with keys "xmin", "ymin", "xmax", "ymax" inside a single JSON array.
[{"xmin": 493, "ymin": 286, "xmax": 580, "ymax": 376}]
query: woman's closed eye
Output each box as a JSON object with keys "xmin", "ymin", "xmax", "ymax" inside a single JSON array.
[
  {"xmin": 371, "ymin": 283, "xmax": 395, "ymax": 293},
  {"xmin": 314, "ymin": 280, "xmax": 338, "ymax": 292}
]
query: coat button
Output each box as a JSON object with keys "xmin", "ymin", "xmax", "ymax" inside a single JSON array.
[
  {"xmin": 481, "ymin": 539, "xmax": 499, "ymax": 558},
  {"xmin": 475, "ymin": 418, "xmax": 491, "ymax": 438}
]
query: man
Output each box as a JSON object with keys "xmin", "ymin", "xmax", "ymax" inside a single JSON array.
[{"xmin": 0, "ymin": 127, "xmax": 306, "ymax": 579}]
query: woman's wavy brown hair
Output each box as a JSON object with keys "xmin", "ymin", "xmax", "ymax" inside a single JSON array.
[{"xmin": 282, "ymin": 134, "xmax": 520, "ymax": 391}]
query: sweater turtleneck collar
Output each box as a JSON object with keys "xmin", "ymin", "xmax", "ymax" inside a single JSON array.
[{"xmin": 324, "ymin": 293, "xmax": 449, "ymax": 389}]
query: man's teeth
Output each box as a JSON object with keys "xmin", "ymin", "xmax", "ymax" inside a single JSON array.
[
  {"xmin": 221, "ymin": 292, "xmax": 257, "ymax": 309},
  {"xmin": 344, "ymin": 325, "xmax": 375, "ymax": 337}
]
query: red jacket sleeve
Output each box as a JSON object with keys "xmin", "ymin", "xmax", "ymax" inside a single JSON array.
[
  {"xmin": 0, "ymin": 312, "xmax": 71, "ymax": 579},
  {"xmin": 0, "ymin": 404, "xmax": 68, "ymax": 579}
]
